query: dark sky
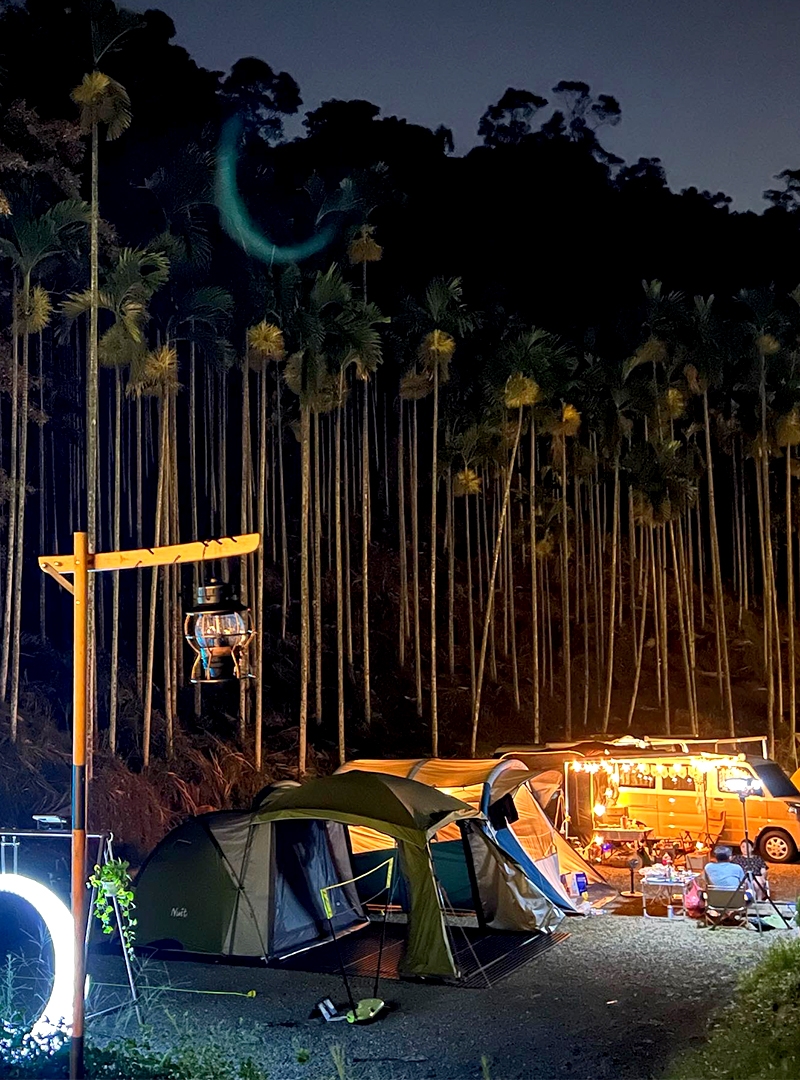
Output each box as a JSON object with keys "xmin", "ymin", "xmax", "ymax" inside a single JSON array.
[{"xmin": 130, "ymin": 0, "xmax": 800, "ymax": 211}]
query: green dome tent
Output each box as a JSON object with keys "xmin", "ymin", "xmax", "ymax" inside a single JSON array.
[{"xmin": 136, "ymin": 771, "xmax": 562, "ymax": 978}]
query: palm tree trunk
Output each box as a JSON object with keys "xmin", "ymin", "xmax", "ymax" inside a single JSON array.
[
  {"xmin": 447, "ymin": 462, "xmax": 455, "ymax": 677},
  {"xmin": 86, "ymin": 121, "xmax": 100, "ymax": 778},
  {"xmin": 471, "ymin": 408, "xmax": 523, "ymax": 755},
  {"xmin": 670, "ymin": 518, "xmax": 697, "ymax": 735},
  {"xmin": 398, "ymin": 398, "xmax": 409, "ymax": 664},
  {"xmin": 136, "ymin": 395, "xmax": 143, "ymax": 699},
  {"xmin": 508, "ymin": 507, "xmax": 520, "ymax": 710},
  {"xmin": 276, "ymin": 374, "xmax": 289, "ymax": 639},
  {"xmin": 299, "ymin": 405, "xmax": 311, "ymax": 775},
  {"xmin": 142, "ymin": 398, "xmax": 168, "ymax": 768},
  {"xmin": 335, "ymin": 396, "xmax": 345, "ymax": 764},
  {"xmin": 411, "ymin": 401, "xmax": 422, "ymax": 717},
  {"xmin": 465, "ymin": 492, "xmax": 477, "ymax": 709},
  {"xmin": 0, "ymin": 278, "xmax": 19, "ymax": 703},
  {"xmin": 313, "ymin": 410, "xmax": 324, "ymax": 724},
  {"xmin": 430, "ymin": 364, "xmax": 439, "ymax": 754},
  {"xmin": 9, "ymin": 277, "xmax": 31, "ymax": 741},
  {"xmin": 600, "ymin": 457, "xmax": 620, "ymax": 734},
  {"xmin": 361, "ymin": 381, "xmax": 371, "ymax": 724},
  {"xmin": 788, "ymin": 445, "xmax": 797, "ymax": 768},
  {"xmin": 627, "ymin": 525, "xmax": 651, "ymax": 729},
  {"xmin": 703, "ymin": 391, "xmax": 735, "ymax": 736},
  {"xmin": 530, "ymin": 422, "xmax": 540, "ymax": 742},
  {"xmin": 343, "ymin": 396, "xmax": 354, "ymax": 672},
  {"xmin": 189, "ymin": 334, "xmax": 201, "ymax": 721},
  {"xmin": 577, "ymin": 474, "xmax": 590, "ymax": 730},
  {"xmin": 255, "ymin": 364, "xmax": 268, "ymax": 770},
  {"xmin": 108, "ymin": 366, "xmax": 122, "ymax": 753},
  {"xmin": 560, "ymin": 436, "xmax": 571, "ymax": 739},
  {"xmin": 38, "ymin": 332, "xmax": 46, "ymax": 639},
  {"xmin": 657, "ymin": 525, "xmax": 671, "ymax": 735}
]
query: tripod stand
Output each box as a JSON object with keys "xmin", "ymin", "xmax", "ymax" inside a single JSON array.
[{"xmin": 738, "ymin": 792, "xmax": 792, "ymax": 931}]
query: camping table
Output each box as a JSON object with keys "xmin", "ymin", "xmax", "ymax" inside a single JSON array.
[
  {"xmin": 593, "ymin": 826, "xmax": 654, "ymax": 862},
  {"xmin": 640, "ymin": 870, "xmax": 698, "ymax": 919}
]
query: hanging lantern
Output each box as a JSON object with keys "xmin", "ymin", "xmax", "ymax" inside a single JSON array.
[{"xmin": 184, "ymin": 579, "xmax": 255, "ymax": 683}]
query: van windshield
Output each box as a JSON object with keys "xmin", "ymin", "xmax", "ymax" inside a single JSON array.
[{"xmin": 752, "ymin": 763, "xmax": 800, "ymax": 799}]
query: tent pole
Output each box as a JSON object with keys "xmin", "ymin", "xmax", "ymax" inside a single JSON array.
[
  {"xmin": 459, "ymin": 823, "xmax": 487, "ymax": 931},
  {"xmin": 373, "ymin": 855, "xmax": 395, "ymax": 999},
  {"xmin": 325, "ymin": 912, "xmax": 355, "ymax": 1011}
]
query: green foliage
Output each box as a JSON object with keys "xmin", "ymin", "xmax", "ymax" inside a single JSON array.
[
  {"xmin": 0, "ymin": 1029, "xmax": 268, "ymax": 1079},
  {"xmin": 667, "ymin": 938, "xmax": 800, "ymax": 1080},
  {"xmin": 87, "ymin": 857, "xmax": 136, "ymax": 960}
]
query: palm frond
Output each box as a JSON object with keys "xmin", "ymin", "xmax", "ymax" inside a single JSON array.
[
  {"xmin": 16, "ymin": 285, "xmax": 51, "ymax": 334},
  {"xmin": 72, "ymin": 72, "xmax": 132, "ymax": 140},
  {"xmin": 248, "ymin": 321, "xmax": 286, "ymax": 364},
  {"xmin": 348, "ymin": 224, "xmax": 382, "ymax": 265}
]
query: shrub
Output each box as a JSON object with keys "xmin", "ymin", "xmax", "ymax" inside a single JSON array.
[
  {"xmin": 668, "ymin": 938, "xmax": 800, "ymax": 1080},
  {"xmin": 0, "ymin": 1029, "xmax": 268, "ymax": 1079}
]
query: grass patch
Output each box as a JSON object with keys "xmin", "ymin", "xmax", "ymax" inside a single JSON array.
[{"xmin": 668, "ymin": 938, "xmax": 800, "ymax": 1079}]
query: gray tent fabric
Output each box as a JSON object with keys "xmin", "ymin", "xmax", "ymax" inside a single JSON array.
[{"xmin": 465, "ymin": 823, "xmax": 565, "ymax": 933}]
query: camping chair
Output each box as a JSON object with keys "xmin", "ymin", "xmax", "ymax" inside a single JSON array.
[
  {"xmin": 684, "ymin": 851, "xmax": 706, "ymax": 874},
  {"xmin": 702, "ymin": 885, "xmax": 750, "ymax": 929},
  {"xmin": 699, "ymin": 810, "xmax": 726, "ymax": 851}
]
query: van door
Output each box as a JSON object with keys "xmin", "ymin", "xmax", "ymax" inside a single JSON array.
[
  {"xmin": 658, "ymin": 766, "xmax": 700, "ymax": 840},
  {"xmin": 614, "ymin": 763, "xmax": 659, "ymax": 833}
]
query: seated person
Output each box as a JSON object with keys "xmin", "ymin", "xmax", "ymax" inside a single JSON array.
[
  {"xmin": 732, "ymin": 838, "xmax": 768, "ymax": 899},
  {"xmin": 704, "ymin": 845, "xmax": 745, "ymax": 890}
]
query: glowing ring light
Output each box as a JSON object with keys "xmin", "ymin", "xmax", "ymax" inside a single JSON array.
[{"xmin": 0, "ymin": 874, "xmax": 73, "ymax": 1038}]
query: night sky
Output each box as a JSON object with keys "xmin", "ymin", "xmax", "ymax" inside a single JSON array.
[{"xmin": 129, "ymin": 0, "xmax": 800, "ymax": 211}]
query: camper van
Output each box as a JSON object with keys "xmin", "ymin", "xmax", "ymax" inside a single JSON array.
[{"xmin": 498, "ymin": 744, "xmax": 800, "ymax": 863}]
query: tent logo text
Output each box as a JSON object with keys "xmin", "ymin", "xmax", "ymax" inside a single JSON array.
[{"xmin": 170, "ymin": 906, "xmax": 188, "ymax": 918}]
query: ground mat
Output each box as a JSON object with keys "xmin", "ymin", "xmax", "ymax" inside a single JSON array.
[{"xmin": 273, "ymin": 924, "xmax": 569, "ymax": 987}]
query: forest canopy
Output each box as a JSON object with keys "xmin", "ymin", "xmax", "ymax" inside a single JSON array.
[{"xmin": 2, "ymin": 0, "xmax": 800, "ymax": 826}]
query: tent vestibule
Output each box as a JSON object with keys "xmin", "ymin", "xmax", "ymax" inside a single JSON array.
[{"xmin": 337, "ymin": 759, "xmax": 609, "ymax": 913}]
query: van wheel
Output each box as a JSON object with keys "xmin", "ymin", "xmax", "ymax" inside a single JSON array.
[{"xmin": 759, "ymin": 830, "xmax": 797, "ymax": 864}]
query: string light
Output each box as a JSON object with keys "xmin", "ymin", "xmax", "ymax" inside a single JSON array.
[{"xmin": 0, "ymin": 874, "xmax": 74, "ymax": 1039}]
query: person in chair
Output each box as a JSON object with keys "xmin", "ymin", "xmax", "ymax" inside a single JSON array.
[
  {"xmin": 704, "ymin": 845, "xmax": 745, "ymax": 890},
  {"xmin": 732, "ymin": 838, "xmax": 768, "ymax": 900}
]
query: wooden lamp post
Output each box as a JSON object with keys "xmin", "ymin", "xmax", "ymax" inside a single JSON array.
[{"xmin": 38, "ymin": 532, "xmax": 259, "ymax": 1080}]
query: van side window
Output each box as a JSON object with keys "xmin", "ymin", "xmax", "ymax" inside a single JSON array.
[
  {"xmin": 617, "ymin": 765, "xmax": 655, "ymax": 789},
  {"xmin": 663, "ymin": 772, "xmax": 695, "ymax": 792},
  {"xmin": 718, "ymin": 766, "xmax": 761, "ymax": 795}
]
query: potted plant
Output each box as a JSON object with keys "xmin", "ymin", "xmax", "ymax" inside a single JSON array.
[{"xmin": 87, "ymin": 858, "xmax": 137, "ymax": 959}]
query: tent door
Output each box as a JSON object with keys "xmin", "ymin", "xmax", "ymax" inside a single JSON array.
[{"xmin": 458, "ymin": 821, "xmax": 487, "ymax": 929}]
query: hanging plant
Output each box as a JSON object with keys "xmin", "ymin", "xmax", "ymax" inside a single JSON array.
[{"xmin": 87, "ymin": 858, "xmax": 137, "ymax": 959}]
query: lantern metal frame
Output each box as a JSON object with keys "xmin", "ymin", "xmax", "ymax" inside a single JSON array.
[{"xmin": 184, "ymin": 578, "xmax": 255, "ymax": 683}]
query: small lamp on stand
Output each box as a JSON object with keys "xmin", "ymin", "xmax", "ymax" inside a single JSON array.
[{"xmin": 184, "ymin": 578, "xmax": 255, "ymax": 683}]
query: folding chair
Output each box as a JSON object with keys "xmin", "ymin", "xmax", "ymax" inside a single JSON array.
[
  {"xmin": 684, "ymin": 852, "xmax": 706, "ymax": 874},
  {"xmin": 702, "ymin": 885, "xmax": 750, "ymax": 929},
  {"xmin": 699, "ymin": 811, "xmax": 726, "ymax": 851}
]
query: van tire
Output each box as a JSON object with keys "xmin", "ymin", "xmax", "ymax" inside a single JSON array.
[{"xmin": 759, "ymin": 829, "xmax": 797, "ymax": 864}]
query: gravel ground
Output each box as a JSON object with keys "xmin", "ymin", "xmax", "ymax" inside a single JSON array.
[{"xmin": 89, "ymin": 913, "xmax": 788, "ymax": 1080}]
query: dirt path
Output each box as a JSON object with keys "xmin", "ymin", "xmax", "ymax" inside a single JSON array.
[{"xmin": 90, "ymin": 914, "xmax": 780, "ymax": 1080}]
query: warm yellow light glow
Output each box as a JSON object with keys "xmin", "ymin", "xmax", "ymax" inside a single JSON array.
[
  {"xmin": 593, "ymin": 803, "xmax": 606, "ymax": 817},
  {"xmin": 0, "ymin": 873, "xmax": 74, "ymax": 1039}
]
